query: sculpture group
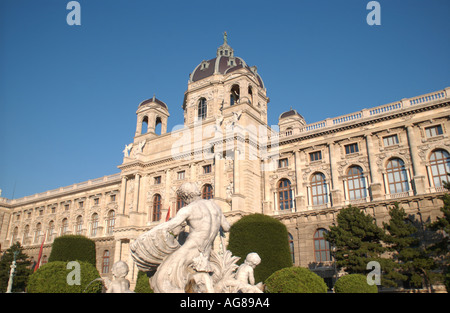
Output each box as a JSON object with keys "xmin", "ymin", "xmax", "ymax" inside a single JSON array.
[{"xmin": 129, "ymin": 182, "xmax": 263, "ymax": 293}]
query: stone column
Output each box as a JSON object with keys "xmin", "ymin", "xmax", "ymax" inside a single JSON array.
[
  {"xmin": 328, "ymin": 143, "xmax": 343, "ymax": 206},
  {"xmin": 133, "ymin": 174, "xmax": 140, "ymax": 212},
  {"xmin": 294, "ymin": 150, "xmax": 305, "ymax": 210},
  {"xmin": 406, "ymin": 125, "xmax": 426, "ymax": 194},
  {"xmin": 119, "ymin": 176, "xmax": 127, "ymax": 214},
  {"xmin": 365, "ymin": 134, "xmax": 383, "ymax": 200},
  {"xmin": 231, "ymin": 148, "xmax": 245, "ymax": 211}
]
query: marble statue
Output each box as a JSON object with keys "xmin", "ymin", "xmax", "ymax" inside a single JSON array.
[
  {"xmin": 130, "ymin": 182, "xmax": 263, "ymax": 293},
  {"xmin": 105, "ymin": 261, "xmax": 134, "ymax": 293},
  {"xmin": 123, "ymin": 143, "xmax": 133, "ymax": 157},
  {"xmin": 234, "ymin": 253, "xmax": 264, "ymax": 292}
]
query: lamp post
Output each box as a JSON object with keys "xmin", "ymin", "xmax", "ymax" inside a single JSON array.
[{"xmin": 6, "ymin": 250, "xmax": 19, "ymax": 293}]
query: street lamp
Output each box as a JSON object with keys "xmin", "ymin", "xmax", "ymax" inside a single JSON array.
[{"xmin": 6, "ymin": 250, "xmax": 19, "ymax": 293}]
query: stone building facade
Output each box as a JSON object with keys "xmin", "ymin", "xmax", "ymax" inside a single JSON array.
[{"xmin": 1, "ymin": 38, "xmax": 449, "ymax": 288}]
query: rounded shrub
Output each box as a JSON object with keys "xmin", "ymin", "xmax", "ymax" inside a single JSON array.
[
  {"xmin": 334, "ymin": 274, "xmax": 378, "ymax": 293},
  {"xmin": 27, "ymin": 261, "xmax": 103, "ymax": 293},
  {"xmin": 227, "ymin": 214, "xmax": 293, "ymax": 283},
  {"xmin": 265, "ymin": 267, "xmax": 328, "ymax": 293},
  {"xmin": 48, "ymin": 235, "xmax": 96, "ymax": 266},
  {"xmin": 134, "ymin": 271, "xmax": 154, "ymax": 293}
]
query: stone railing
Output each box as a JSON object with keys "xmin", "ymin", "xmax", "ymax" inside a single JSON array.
[
  {"xmin": 4, "ymin": 173, "xmax": 121, "ymax": 205},
  {"xmin": 283, "ymin": 87, "xmax": 449, "ymax": 137}
]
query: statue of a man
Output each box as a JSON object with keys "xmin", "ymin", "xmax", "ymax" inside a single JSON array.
[{"xmin": 131, "ymin": 182, "xmax": 231, "ymax": 293}]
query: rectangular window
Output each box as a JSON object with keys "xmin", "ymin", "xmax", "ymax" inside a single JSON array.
[
  {"xmin": 383, "ymin": 134, "xmax": 399, "ymax": 147},
  {"xmin": 278, "ymin": 158, "xmax": 289, "ymax": 168},
  {"xmin": 310, "ymin": 151, "xmax": 322, "ymax": 162},
  {"xmin": 154, "ymin": 176, "xmax": 161, "ymax": 184},
  {"xmin": 94, "ymin": 198, "xmax": 99, "ymax": 205},
  {"xmin": 203, "ymin": 165, "xmax": 212, "ymax": 174},
  {"xmin": 79, "ymin": 201, "xmax": 84, "ymax": 209},
  {"xmin": 177, "ymin": 171, "xmax": 185, "ymax": 180},
  {"xmin": 345, "ymin": 143, "xmax": 359, "ymax": 155},
  {"xmin": 425, "ymin": 125, "xmax": 443, "ymax": 138},
  {"xmin": 110, "ymin": 194, "xmax": 116, "ymax": 202}
]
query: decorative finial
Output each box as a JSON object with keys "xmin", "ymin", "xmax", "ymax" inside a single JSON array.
[
  {"xmin": 153, "ymin": 94, "xmax": 155, "ymax": 101},
  {"xmin": 223, "ymin": 31, "xmax": 228, "ymax": 44}
]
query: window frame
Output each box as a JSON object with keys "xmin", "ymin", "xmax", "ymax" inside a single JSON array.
[
  {"xmin": 386, "ymin": 158, "xmax": 410, "ymax": 194},
  {"xmin": 277, "ymin": 179, "xmax": 293, "ymax": 211}
]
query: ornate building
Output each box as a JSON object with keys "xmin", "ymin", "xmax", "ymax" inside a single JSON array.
[{"xmin": 1, "ymin": 36, "xmax": 449, "ymax": 288}]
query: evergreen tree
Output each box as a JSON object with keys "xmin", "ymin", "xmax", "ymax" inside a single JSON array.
[
  {"xmin": 428, "ymin": 181, "xmax": 450, "ymax": 291},
  {"xmin": 325, "ymin": 206, "xmax": 386, "ymax": 281},
  {"xmin": 0, "ymin": 242, "xmax": 32, "ymax": 292},
  {"xmin": 383, "ymin": 202, "xmax": 437, "ymax": 289}
]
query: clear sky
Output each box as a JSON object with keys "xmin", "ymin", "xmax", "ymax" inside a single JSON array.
[{"xmin": 0, "ymin": 0, "xmax": 449, "ymax": 199}]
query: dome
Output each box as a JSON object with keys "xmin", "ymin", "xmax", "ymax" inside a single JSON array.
[
  {"xmin": 139, "ymin": 95, "xmax": 168, "ymax": 110},
  {"xmin": 189, "ymin": 33, "xmax": 265, "ymax": 88},
  {"xmin": 279, "ymin": 109, "xmax": 304, "ymax": 120}
]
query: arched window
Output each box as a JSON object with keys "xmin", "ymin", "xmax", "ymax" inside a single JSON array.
[
  {"xmin": 91, "ymin": 213, "xmax": 99, "ymax": 237},
  {"xmin": 141, "ymin": 116, "xmax": 149, "ymax": 134},
  {"xmin": 347, "ymin": 166, "xmax": 367, "ymax": 200},
  {"xmin": 176, "ymin": 195, "xmax": 185, "ymax": 212},
  {"xmin": 23, "ymin": 225, "xmax": 30, "ymax": 244},
  {"xmin": 230, "ymin": 84, "xmax": 240, "ymax": 106},
  {"xmin": 197, "ymin": 98, "xmax": 207, "ymax": 120},
  {"xmin": 429, "ymin": 149, "xmax": 450, "ymax": 187},
  {"xmin": 102, "ymin": 250, "xmax": 110, "ymax": 274},
  {"xmin": 106, "ymin": 210, "xmax": 115, "ymax": 235},
  {"xmin": 61, "ymin": 218, "xmax": 68, "ymax": 235},
  {"xmin": 152, "ymin": 194, "xmax": 162, "ymax": 221},
  {"xmin": 311, "ymin": 173, "xmax": 328, "ymax": 205},
  {"xmin": 277, "ymin": 179, "xmax": 293, "ymax": 211},
  {"xmin": 202, "ymin": 184, "xmax": 213, "ymax": 200},
  {"xmin": 11, "ymin": 227, "xmax": 19, "ymax": 244},
  {"xmin": 155, "ymin": 116, "xmax": 162, "ymax": 135},
  {"xmin": 386, "ymin": 158, "xmax": 409, "ymax": 194},
  {"xmin": 76, "ymin": 215, "xmax": 83, "ymax": 235},
  {"xmin": 314, "ymin": 229, "xmax": 332, "ymax": 262},
  {"xmin": 34, "ymin": 223, "xmax": 42, "ymax": 243},
  {"xmin": 288, "ymin": 233, "xmax": 295, "ymax": 264},
  {"xmin": 47, "ymin": 221, "xmax": 54, "ymax": 241}
]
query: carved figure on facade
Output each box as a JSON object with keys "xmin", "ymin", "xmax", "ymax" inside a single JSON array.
[{"xmin": 123, "ymin": 144, "xmax": 133, "ymax": 157}]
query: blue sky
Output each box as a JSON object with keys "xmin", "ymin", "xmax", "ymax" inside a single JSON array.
[{"xmin": 0, "ymin": 0, "xmax": 449, "ymax": 199}]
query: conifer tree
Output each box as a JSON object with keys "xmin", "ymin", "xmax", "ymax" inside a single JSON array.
[
  {"xmin": 383, "ymin": 202, "xmax": 436, "ymax": 289},
  {"xmin": 325, "ymin": 206, "xmax": 386, "ymax": 278},
  {"xmin": 0, "ymin": 242, "xmax": 32, "ymax": 292},
  {"xmin": 428, "ymin": 181, "xmax": 450, "ymax": 292}
]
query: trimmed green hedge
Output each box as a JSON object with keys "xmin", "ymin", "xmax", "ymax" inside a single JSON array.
[
  {"xmin": 227, "ymin": 214, "xmax": 293, "ymax": 283},
  {"xmin": 48, "ymin": 235, "xmax": 96, "ymax": 266},
  {"xmin": 27, "ymin": 261, "xmax": 103, "ymax": 293},
  {"xmin": 334, "ymin": 274, "xmax": 378, "ymax": 293},
  {"xmin": 134, "ymin": 271, "xmax": 154, "ymax": 293},
  {"xmin": 265, "ymin": 267, "xmax": 328, "ymax": 293}
]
